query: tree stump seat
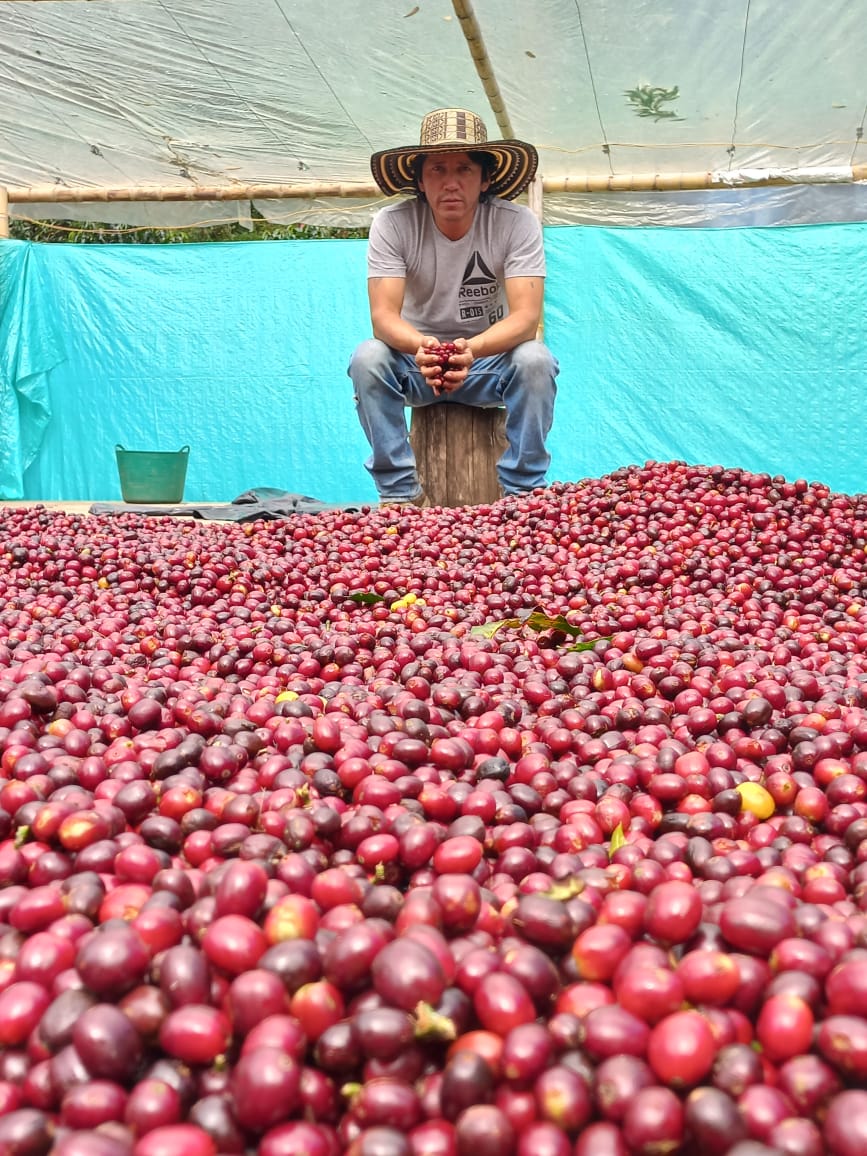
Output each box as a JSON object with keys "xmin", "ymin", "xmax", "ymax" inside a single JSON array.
[{"xmin": 409, "ymin": 403, "xmax": 507, "ymax": 508}]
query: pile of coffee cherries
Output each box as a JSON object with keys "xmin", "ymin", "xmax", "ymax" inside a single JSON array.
[{"xmin": 0, "ymin": 461, "xmax": 866, "ymax": 1154}]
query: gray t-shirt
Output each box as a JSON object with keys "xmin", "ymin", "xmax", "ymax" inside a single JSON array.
[{"xmin": 367, "ymin": 198, "xmax": 546, "ymax": 340}]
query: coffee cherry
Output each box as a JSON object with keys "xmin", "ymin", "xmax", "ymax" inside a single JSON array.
[{"xmin": 431, "ymin": 342, "xmax": 458, "ymax": 369}]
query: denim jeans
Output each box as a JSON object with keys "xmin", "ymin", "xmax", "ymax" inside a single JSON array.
[{"xmin": 348, "ymin": 339, "xmax": 559, "ymax": 500}]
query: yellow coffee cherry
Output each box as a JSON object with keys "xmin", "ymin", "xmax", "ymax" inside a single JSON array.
[{"xmin": 735, "ymin": 781, "xmax": 776, "ymax": 820}]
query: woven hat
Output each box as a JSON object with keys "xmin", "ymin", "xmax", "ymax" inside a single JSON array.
[{"xmin": 370, "ymin": 108, "xmax": 538, "ymax": 201}]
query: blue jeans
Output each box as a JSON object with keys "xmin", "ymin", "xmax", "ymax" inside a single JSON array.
[{"xmin": 349, "ymin": 339, "xmax": 558, "ymax": 499}]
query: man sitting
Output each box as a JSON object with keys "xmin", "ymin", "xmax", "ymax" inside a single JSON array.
[{"xmin": 348, "ymin": 108, "xmax": 559, "ymax": 505}]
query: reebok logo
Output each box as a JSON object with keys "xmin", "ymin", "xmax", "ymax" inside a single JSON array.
[
  {"xmin": 461, "ymin": 251, "xmax": 497, "ymax": 287},
  {"xmin": 458, "ymin": 250, "xmax": 504, "ymax": 324}
]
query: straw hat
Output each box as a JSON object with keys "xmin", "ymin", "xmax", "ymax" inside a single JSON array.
[{"xmin": 370, "ymin": 108, "xmax": 538, "ymax": 201}]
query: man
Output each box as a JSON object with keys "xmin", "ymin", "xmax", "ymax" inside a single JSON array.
[{"xmin": 349, "ymin": 108, "xmax": 559, "ymax": 505}]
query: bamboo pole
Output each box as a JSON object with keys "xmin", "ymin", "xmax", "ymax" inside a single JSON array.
[
  {"xmin": 526, "ymin": 176, "xmax": 545, "ymax": 340},
  {"xmin": 0, "ymin": 187, "xmax": 9, "ymax": 238},
  {"xmin": 527, "ymin": 177, "xmax": 543, "ymax": 223},
  {"xmin": 6, "ymin": 181, "xmax": 381, "ymax": 204},
  {"xmin": 544, "ymin": 164, "xmax": 867, "ymax": 193},
  {"xmin": 451, "ymin": 0, "xmax": 514, "ymax": 140},
  {"xmin": 5, "ymin": 164, "xmax": 866, "ymax": 207}
]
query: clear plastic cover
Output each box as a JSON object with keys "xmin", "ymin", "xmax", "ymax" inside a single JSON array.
[{"xmin": 1, "ymin": 0, "xmax": 864, "ymax": 228}]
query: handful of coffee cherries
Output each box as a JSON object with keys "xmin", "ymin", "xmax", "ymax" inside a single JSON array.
[{"xmin": 429, "ymin": 341, "xmax": 458, "ymax": 395}]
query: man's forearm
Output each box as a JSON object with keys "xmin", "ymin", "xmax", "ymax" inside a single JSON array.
[
  {"xmin": 371, "ymin": 309, "xmax": 540, "ymax": 358},
  {"xmin": 371, "ymin": 314, "xmax": 428, "ymax": 354},
  {"xmin": 467, "ymin": 311, "xmax": 540, "ymax": 359}
]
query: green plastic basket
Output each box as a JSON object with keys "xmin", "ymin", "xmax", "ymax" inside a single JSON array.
[{"xmin": 115, "ymin": 445, "xmax": 190, "ymax": 504}]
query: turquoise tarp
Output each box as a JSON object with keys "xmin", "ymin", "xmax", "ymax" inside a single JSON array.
[{"xmin": 1, "ymin": 224, "xmax": 866, "ymax": 503}]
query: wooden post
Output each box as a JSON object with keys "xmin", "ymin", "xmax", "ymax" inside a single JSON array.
[
  {"xmin": 0, "ymin": 187, "xmax": 9, "ymax": 239},
  {"xmin": 527, "ymin": 174, "xmax": 543, "ymax": 223},
  {"xmin": 527, "ymin": 174, "xmax": 544, "ymax": 339},
  {"xmin": 409, "ymin": 404, "xmax": 507, "ymax": 507}
]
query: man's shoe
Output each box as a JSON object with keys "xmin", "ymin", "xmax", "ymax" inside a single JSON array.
[{"xmin": 379, "ymin": 491, "xmax": 430, "ymax": 508}]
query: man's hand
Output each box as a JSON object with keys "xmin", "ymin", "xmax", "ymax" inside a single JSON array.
[
  {"xmin": 416, "ymin": 336, "xmax": 449, "ymax": 395},
  {"xmin": 441, "ymin": 338, "xmax": 473, "ymax": 392},
  {"xmin": 420, "ymin": 337, "xmax": 474, "ymax": 395}
]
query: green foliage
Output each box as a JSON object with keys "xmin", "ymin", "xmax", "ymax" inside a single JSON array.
[
  {"xmin": 9, "ymin": 206, "xmax": 369, "ymax": 244},
  {"xmin": 471, "ymin": 607, "xmax": 604, "ymax": 651},
  {"xmin": 624, "ymin": 84, "xmax": 683, "ymax": 122}
]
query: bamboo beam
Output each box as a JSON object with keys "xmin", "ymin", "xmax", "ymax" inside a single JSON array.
[
  {"xmin": 451, "ymin": 0, "xmax": 514, "ymax": 141},
  {"xmin": 6, "ymin": 181, "xmax": 381, "ymax": 204},
  {"xmin": 5, "ymin": 164, "xmax": 866, "ymax": 207},
  {"xmin": 0, "ymin": 187, "xmax": 9, "ymax": 238},
  {"xmin": 545, "ymin": 164, "xmax": 867, "ymax": 193}
]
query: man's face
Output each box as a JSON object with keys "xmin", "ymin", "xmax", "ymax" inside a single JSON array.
[{"xmin": 419, "ymin": 152, "xmax": 489, "ymax": 228}]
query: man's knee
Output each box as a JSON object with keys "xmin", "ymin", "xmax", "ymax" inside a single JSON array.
[
  {"xmin": 349, "ymin": 338, "xmax": 392, "ymax": 383},
  {"xmin": 509, "ymin": 340, "xmax": 558, "ymax": 384},
  {"xmin": 505, "ymin": 342, "xmax": 558, "ymax": 411}
]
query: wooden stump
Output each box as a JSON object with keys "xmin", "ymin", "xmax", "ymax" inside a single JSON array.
[{"xmin": 409, "ymin": 403, "xmax": 507, "ymax": 508}]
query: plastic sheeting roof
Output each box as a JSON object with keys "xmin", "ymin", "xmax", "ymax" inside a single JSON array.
[{"xmin": 2, "ymin": 0, "xmax": 866, "ymax": 229}]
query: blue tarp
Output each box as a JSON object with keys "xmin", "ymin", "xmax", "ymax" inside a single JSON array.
[{"xmin": 1, "ymin": 224, "xmax": 866, "ymax": 503}]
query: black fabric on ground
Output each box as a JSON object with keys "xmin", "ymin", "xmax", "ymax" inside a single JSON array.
[{"xmin": 88, "ymin": 492, "xmax": 365, "ymax": 521}]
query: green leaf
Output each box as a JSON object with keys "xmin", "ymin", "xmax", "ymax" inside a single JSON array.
[
  {"xmin": 608, "ymin": 823, "xmax": 626, "ymax": 859},
  {"xmin": 472, "ymin": 607, "xmax": 605, "ymax": 650},
  {"xmin": 470, "ymin": 617, "xmax": 522, "ymax": 639},
  {"xmin": 347, "ymin": 592, "xmax": 384, "ymax": 604},
  {"xmin": 522, "ymin": 610, "xmax": 583, "ymax": 636},
  {"xmin": 540, "ymin": 876, "xmax": 585, "ymax": 901},
  {"xmin": 414, "ymin": 1001, "xmax": 458, "ymax": 1041}
]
